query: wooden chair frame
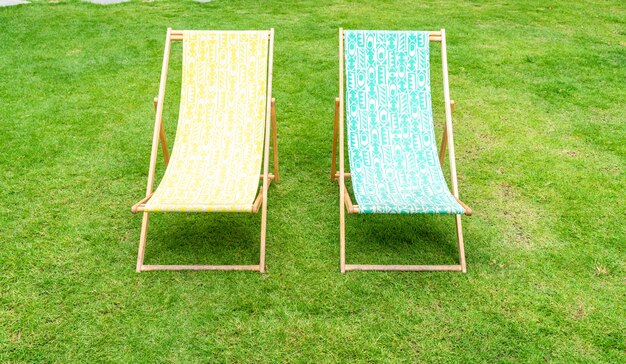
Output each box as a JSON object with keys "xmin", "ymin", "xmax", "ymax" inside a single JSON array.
[
  {"xmin": 131, "ymin": 28, "xmax": 279, "ymax": 273},
  {"xmin": 331, "ymin": 28, "xmax": 472, "ymax": 273}
]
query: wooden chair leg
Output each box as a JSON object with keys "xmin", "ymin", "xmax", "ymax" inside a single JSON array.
[
  {"xmin": 438, "ymin": 100, "xmax": 455, "ymax": 166},
  {"xmin": 154, "ymin": 97, "xmax": 170, "ymax": 167},
  {"xmin": 340, "ymin": 218, "xmax": 346, "ymax": 273},
  {"xmin": 271, "ymin": 98, "xmax": 279, "ymax": 184},
  {"xmin": 258, "ymin": 29, "xmax": 274, "ymax": 274},
  {"xmin": 454, "ymin": 214, "xmax": 467, "ymax": 273},
  {"xmin": 340, "ymin": 180, "xmax": 346, "ymax": 274},
  {"xmin": 136, "ymin": 212, "xmax": 150, "ymax": 272},
  {"xmin": 159, "ymin": 123, "xmax": 169, "ymax": 167},
  {"xmin": 259, "ymin": 197, "xmax": 268, "ymax": 273},
  {"xmin": 331, "ymin": 97, "xmax": 340, "ymax": 182},
  {"xmin": 439, "ymin": 128, "xmax": 448, "ymax": 166}
]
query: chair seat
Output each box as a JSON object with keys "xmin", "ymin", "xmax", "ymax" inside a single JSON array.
[
  {"xmin": 144, "ymin": 200, "xmax": 254, "ymax": 213},
  {"xmin": 349, "ymin": 148, "xmax": 465, "ymax": 215},
  {"xmin": 344, "ymin": 30, "xmax": 464, "ymax": 216},
  {"xmin": 355, "ymin": 183, "xmax": 464, "ymax": 214},
  {"xmin": 143, "ymin": 163, "xmax": 260, "ymax": 213},
  {"xmin": 144, "ymin": 186, "xmax": 256, "ymax": 213}
]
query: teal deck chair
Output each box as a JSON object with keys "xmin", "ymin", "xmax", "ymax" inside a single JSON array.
[{"xmin": 331, "ymin": 29, "xmax": 472, "ymax": 273}]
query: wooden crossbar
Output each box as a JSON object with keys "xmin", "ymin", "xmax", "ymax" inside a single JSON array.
[
  {"xmin": 169, "ymin": 30, "xmax": 272, "ymax": 41},
  {"xmin": 327, "ymin": 31, "xmax": 442, "ymax": 45},
  {"xmin": 140, "ymin": 264, "xmax": 260, "ymax": 271},
  {"xmin": 345, "ymin": 264, "xmax": 462, "ymax": 272}
]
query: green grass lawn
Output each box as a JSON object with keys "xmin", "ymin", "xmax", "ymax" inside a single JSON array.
[{"xmin": 1, "ymin": 0, "xmax": 624, "ymax": 362}]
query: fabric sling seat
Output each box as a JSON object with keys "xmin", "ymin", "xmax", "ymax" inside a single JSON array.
[
  {"xmin": 331, "ymin": 29, "xmax": 472, "ymax": 273},
  {"xmin": 132, "ymin": 29, "xmax": 279, "ymax": 273},
  {"xmin": 144, "ymin": 31, "xmax": 268, "ymax": 213}
]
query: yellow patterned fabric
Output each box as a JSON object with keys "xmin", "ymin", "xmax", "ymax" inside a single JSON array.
[{"xmin": 145, "ymin": 31, "xmax": 269, "ymax": 212}]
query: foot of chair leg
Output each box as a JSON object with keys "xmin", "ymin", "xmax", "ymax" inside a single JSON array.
[
  {"xmin": 259, "ymin": 196, "xmax": 268, "ymax": 274},
  {"xmin": 340, "ymin": 202, "xmax": 346, "ymax": 274},
  {"xmin": 455, "ymin": 214, "xmax": 467, "ymax": 273},
  {"xmin": 136, "ymin": 212, "xmax": 150, "ymax": 273}
]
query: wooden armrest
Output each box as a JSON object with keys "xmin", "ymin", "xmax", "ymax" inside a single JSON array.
[
  {"xmin": 453, "ymin": 197, "xmax": 472, "ymax": 216},
  {"xmin": 132, "ymin": 192, "xmax": 154, "ymax": 213}
]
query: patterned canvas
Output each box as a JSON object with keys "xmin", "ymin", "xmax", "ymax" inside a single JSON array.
[
  {"xmin": 344, "ymin": 30, "xmax": 464, "ymax": 214},
  {"xmin": 145, "ymin": 31, "xmax": 269, "ymax": 212}
]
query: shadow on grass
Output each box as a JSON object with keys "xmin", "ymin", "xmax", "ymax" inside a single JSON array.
[
  {"xmin": 141, "ymin": 212, "xmax": 261, "ymax": 266},
  {"xmin": 345, "ymin": 214, "xmax": 461, "ymax": 265}
]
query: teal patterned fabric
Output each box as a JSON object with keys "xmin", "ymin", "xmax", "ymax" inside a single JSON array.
[{"xmin": 344, "ymin": 30, "xmax": 464, "ymax": 214}]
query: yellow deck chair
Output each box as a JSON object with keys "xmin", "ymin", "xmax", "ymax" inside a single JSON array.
[{"xmin": 132, "ymin": 28, "xmax": 278, "ymax": 273}]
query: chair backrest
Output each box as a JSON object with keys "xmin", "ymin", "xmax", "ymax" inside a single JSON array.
[
  {"xmin": 172, "ymin": 31, "xmax": 269, "ymax": 204},
  {"xmin": 344, "ymin": 30, "xmax": 459, "ymax": 213}
]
